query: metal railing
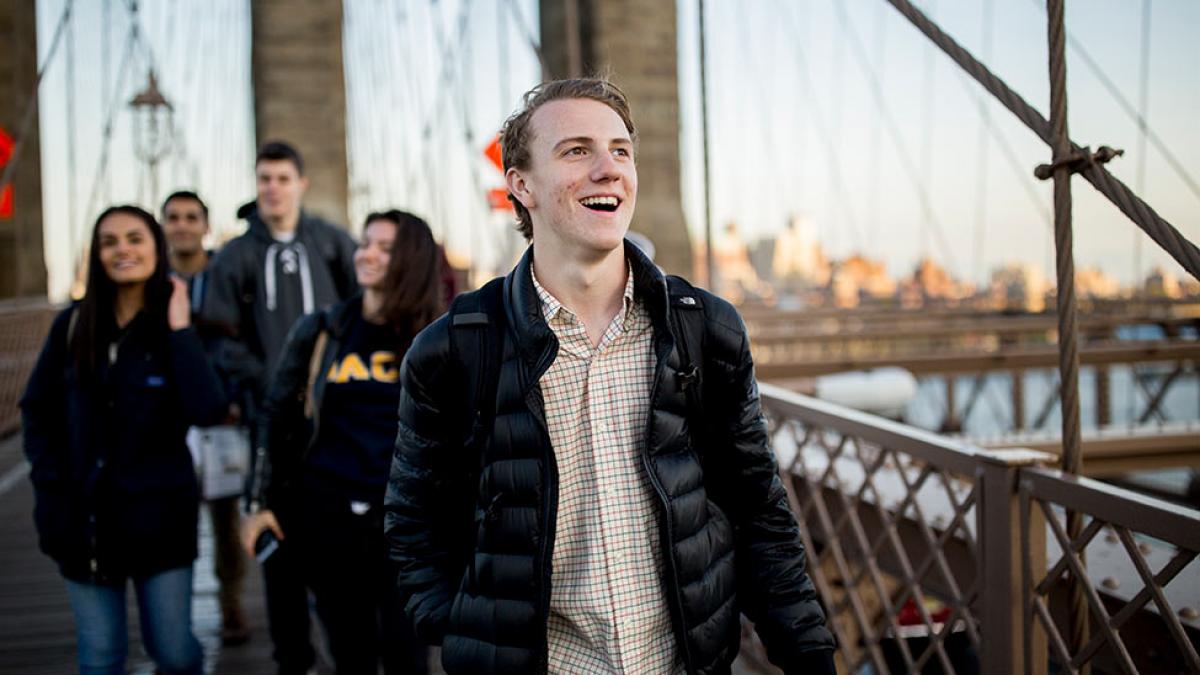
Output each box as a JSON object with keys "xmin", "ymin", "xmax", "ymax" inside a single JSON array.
[
  {"xmin": 0, "ymin": 300, "xmax": 57, "ymax": 438},
  {"xmin": 756, "ymin": 382, "xmax": 1200, "ymax": 674}
]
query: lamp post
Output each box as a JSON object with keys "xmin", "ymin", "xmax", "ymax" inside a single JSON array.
[{"xmin": 128, "ymin": 70, "xmax": 173, "ymax": 205}]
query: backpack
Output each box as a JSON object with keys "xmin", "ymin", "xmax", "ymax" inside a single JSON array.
[{"xmin": 447, "ymin": 274, "xmax": 708, "ymax": 455}]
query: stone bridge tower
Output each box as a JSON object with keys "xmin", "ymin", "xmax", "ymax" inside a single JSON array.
[{"xmin": 539, "ymin": 0, "xmax": 694, "ymax": 276}]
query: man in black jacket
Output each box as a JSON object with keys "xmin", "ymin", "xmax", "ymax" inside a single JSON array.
[
  {"xmin": 385, "ymin": 78, "xmax": 834, "ymax": 674},
  {"xmin": 201, "ymin": 141, "xmax": 358, "ymax": 674}
]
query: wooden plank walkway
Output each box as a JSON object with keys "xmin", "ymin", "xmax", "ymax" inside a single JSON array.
[
  {"xmin": 0, "ymin": 432, "xmax": 320, "ymax": 674},
  {"xmin": 0, "ymin": 432, "xmax": 767, "ymax": 674}
]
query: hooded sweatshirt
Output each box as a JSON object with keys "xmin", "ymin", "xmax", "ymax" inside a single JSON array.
[{"xmin": 201, "ymin": 203, "xmax": 358, "ymax": 401}]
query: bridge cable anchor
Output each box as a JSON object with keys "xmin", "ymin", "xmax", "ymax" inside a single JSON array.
[{"xmin": 1034, "ymin": 145, "xmax": 1124, "ymax": 180}]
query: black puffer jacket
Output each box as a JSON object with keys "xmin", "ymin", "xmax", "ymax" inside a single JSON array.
[
  {"xmin": 21, "ymin": 308, "xmax": 227, "ymax": 583},
  {"xmin": 385, "ymin": 245, "xmax": 834, "ymax": 674}
]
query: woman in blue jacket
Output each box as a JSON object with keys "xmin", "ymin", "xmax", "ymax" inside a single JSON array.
[
  {"xmin": 22, "ymin": 205, "xmax": 226, "ymax": 674},
  {"xmin": 242, "ymin": 210, "xmax": 444, "ymax": 674}
]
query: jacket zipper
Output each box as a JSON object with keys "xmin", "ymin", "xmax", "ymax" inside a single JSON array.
[
  {"xmin": 525, "ymin": 346, "xmax": 559, "ymax": 675},
  {"xmin": 642, "ymin": 334, "xmax": 696, "ymax": 674}
]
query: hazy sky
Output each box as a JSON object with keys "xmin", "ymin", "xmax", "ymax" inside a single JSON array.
[{"xmin": 31, "ymin": 0, "xmax": 1200, "ymax": 300}]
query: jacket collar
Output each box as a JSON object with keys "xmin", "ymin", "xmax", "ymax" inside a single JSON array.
[
  {"xmin": 244, "ymin": 206, "xmax": 320, "ymax": 244},
  {"xmin": 502, "ymin": 239, "xmax": 671, "ymax": 367}
]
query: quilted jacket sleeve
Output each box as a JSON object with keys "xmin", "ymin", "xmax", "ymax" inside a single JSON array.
[
  {"xmin": 384, "ymin": 315, "xmax": 475, "ymax": 645},
  {"xmin": 699, "ymin": 294, "xmax": 837, "ymax": 673},
  {"xmin": 254, "ymin": 311, "xmax": 322, "ymax": 510},
  {"xmin": 20, "ymin": 308, "xmax": 73, "ymax": 489}
]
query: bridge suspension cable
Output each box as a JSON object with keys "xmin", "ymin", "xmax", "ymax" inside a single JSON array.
[
  {"xmin": 972, "ymin": 0, "xmax": 994, "ymax": 281},
  {"xmin": 832, "ymin": 0, "xmax": 959, "ymax": 276},
  {"xmin": 882, "ymin": 0, "xmax": 1200, "ymax": 282},
  {"xmin": 781, "ymin": 3, "xmax": 866, "ymax": 260}
]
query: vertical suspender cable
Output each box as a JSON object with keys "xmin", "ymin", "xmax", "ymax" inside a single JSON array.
[
  {"xmin": 1133, "ymin": 0, "xmax": 1152, "ymax": 286},
  {"xmin": 919, "ymin": 0, "xmax": 938, "ymax": 260},
  {"xmin": 101, "ymin": 0, "xmax": 112, "ymax": 205},
  {"xmin": 65, "ymin": 8, "xmax": 78, "ymax": 265},
  {"xmin": 829, "ymin": 4, "xmax": 845, "ymax": 254},
  {"xmin": 867, "ymin": 2, "xmax": 886, "ymax": 252},
  {"xmin": 1045, "ymin": 0, "xmax": 1089, "ymax": 668},
  {"xmin": 972, "ymin": 0, "xmax": 993, "ymax": 284},
  {"xmin": 698, "ymin": 0, "xmax": 715, "ymax": 289},
  {"xmin": 498, "ymin": 0, "xmax": 511, "ymax": 113}
]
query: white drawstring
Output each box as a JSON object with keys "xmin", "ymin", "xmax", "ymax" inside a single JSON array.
[{"xmin": 263, "ymin": 241, "xmax": 314, "ymax": 313}]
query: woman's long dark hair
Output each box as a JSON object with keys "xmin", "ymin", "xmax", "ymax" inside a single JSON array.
[
  {"xmin": 70, "ymin": 205, "xmax": 172, "ymax": 379},
  {"xmin": 366, "ymin": 210, "xmax": 445, "ymax": 338}
]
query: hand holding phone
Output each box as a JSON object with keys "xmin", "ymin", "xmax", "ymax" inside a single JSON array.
[
  {"xmin": 254, "ymin": 529, "xmax": 280, "ymax": 564},
  {"xmin": 240, "ymin": 509, "xmax": 284, "ymax": 563}
]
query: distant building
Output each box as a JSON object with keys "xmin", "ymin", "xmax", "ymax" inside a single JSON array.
[
  {"xmin": 712, "ymin": 221, "xmax": 774, "ymax": 303},
  {"xmin": 988, "ymin": 263, "xmax": 1049, "ymax": 312},
  {"xmin": 1075, "ymin": 266, "xmax": 1121, "ymax": 299},
  {"xmin": 901, "ymin": 258, "xmax": 973, "ymax": 308},
  {"xmin": 771, "ymin": 215, "xmax": 830, "ymax": 287},
  {"xmin": 830, "ymin": 254, "xmax": 896, "ymax": 308},
  {"xmin": 1144, "ymin": 266, "xmax": 1184, "ymax": 299}
]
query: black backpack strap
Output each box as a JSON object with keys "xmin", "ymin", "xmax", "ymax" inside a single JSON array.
[
  {"xmin": 666, "ymin": 275, "xmax": 706, "ymax": 423},
  {"xmin": 448, "ymin": 277, "xmax": 506, "ymax": 453}
]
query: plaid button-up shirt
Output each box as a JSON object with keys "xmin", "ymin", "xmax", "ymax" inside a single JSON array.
[{"xmin": 532, "ymin": 266, "xmax": 681, "ymax": 674}]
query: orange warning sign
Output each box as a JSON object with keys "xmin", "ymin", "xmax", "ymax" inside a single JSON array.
[
  {"xmin": 484, "ymin": 135, "xmax": 503, "ymax": 173},
  {"xmin": 487, "ymin": 187, "xmax": 513, "ymax": 212},
  {"xmin": 0, "ymin": 126, "xmax": 13, "ymax": 219}
]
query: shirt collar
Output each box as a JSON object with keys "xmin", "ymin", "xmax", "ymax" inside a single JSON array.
[{"xmin": 530, "ymin": 263, "xmax": 637, "ymax": 328}]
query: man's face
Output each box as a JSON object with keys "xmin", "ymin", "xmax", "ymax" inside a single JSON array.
[
  {"xmin": 506, "ymin": 98, "xmax": 637, "ymax": 256},
  {"xmin": 161, "ymin": 198, "xmax": 209, "ymax": 257},
  {"xmin": 255, "ymin": 159, "xmax": 308, "ymax": 223}
]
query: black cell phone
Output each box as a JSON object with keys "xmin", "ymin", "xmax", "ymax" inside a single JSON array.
[{"xmin": 254, "ymin": 529, "xmax": 280, "ymax": 564}]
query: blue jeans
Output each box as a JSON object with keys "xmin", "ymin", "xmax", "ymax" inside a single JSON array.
[{"xmin": 65, "ymin": 567, "xmax": 203, "ymax": 675}]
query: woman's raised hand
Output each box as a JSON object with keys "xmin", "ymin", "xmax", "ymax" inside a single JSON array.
[{"xmin": 167, "ymin": 276, "xmax": 191, "ymax": 330}]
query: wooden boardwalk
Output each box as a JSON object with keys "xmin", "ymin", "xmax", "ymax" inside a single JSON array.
[
  {"xmin": 0, "ymin": 431, "xmax": 768, "ymax": 674},
  {"xmin": 0, "ymin": 432, "xmax": 318, "ymax": 674}
]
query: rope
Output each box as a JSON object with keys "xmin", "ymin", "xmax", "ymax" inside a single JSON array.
[
  {"xmin": 882, "ymin": 0, "xmax": 1200, "ymax": 282},
  {"xmin": 1046, "ymin": 1, "xmax": 1089, "ymax": 669},
  {"xmin": 1046, "ymin": 0, "xmax": 1081, "ymax": 479},
  {"xmin": 1026, "ymin": 0, "xmax": 1200, "ymax": 206}
]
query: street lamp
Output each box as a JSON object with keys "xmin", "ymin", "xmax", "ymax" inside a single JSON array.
[{"xmin": 128, "ymin": 70, "xmax": 173, "ymax": 205}]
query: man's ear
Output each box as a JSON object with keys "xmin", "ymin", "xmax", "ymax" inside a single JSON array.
[
  {"xmin": 298, "ymin": 176, "xmax": 311, "ymax": 196},
  {"xmin": 505, "ymin": 167, "xmax": 535, "ymax": 210}
]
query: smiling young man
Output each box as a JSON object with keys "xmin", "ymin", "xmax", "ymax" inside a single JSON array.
[
  {"xmin": 200, "ymin": 141, "xmax": 358, "ymax": 675},
  {"xmin": 161, "ymin": 190, "xmax": 251, "ymax": 647},
  {"xmin": 385, "ymin": 78, "xmax": 835, "ymax": 674}
]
